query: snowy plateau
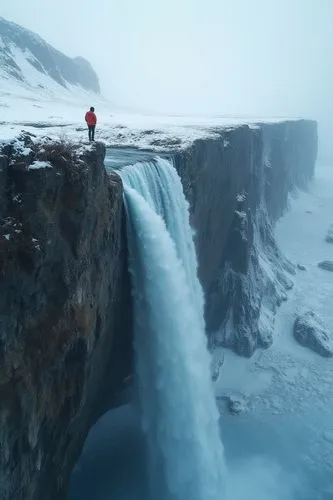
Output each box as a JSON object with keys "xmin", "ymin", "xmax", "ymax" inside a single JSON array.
[{"xmin": 0, "ymin": 16, "xmax": 290, "ymax": 152}]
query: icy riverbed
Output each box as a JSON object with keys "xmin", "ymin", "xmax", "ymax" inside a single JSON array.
[{"xmin": 70, "ymin": 164, "xmax": 333, "ymax": 500}]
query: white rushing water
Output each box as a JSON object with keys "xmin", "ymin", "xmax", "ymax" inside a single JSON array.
[
  {"xmin": 120, "ymin": 157, "xmax": 225, "ymax": 500},
  {"xmin": 120, "ymin": 158, "xmax": 203, "ymax": 312}
]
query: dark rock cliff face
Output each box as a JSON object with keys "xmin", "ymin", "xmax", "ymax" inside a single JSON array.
[
  {"xmin": 175, "ymin": 120, "xmax": 317, "ymax": 355},
  {"xmin": 0, "ymin": 138, "xmax": 131, "ymax": 500}
]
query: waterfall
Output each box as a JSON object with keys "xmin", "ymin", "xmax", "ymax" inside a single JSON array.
[
  {"xmin": 120, "ymin": 158, "xmax": 203, "ymax": 312},
  {"xmin": 120, "ymin": 157, "xmax": 225, "ymax": 500}
]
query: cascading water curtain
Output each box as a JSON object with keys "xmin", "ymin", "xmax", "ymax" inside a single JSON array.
[{"xmin": 120, "ymin": 157, "xmax": 226, "ymax": 500}]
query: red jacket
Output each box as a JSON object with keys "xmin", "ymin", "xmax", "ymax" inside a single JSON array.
[{"xmin": 85, "ymin": 111, "xmax": 97, "ymax": 126}]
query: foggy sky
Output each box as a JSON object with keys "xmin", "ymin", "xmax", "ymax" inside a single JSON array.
[{"xmin": 1, "ymin": 0, "xmax": 333, "ymax": 124}]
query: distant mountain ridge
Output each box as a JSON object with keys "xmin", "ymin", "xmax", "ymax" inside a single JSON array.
[{"xmin": 0, "ymin": 17, "xmax": 100, "ymax": 94}]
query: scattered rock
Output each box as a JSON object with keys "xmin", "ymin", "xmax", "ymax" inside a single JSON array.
[
  {"xmin": 226, "ymin": 394, "xmax": 248, "ymax": 415},
  {"xmin": 325, "ymin": 224, "xmax": 333, "ymax": 243},
  {"xmin": 293, "ymin": 311, "xmax": 333, "ymax": 357},
  {"xmin": 142, "ymin": 129, "xmax": 160, "ymax": 136},
  {"xmin": 297, "ymin": 264, "xmax": 307, "ymax": 271},
  {"xmin": 150, "ymin": 137, "xmax": 182, "ymax": 147},
  {"xmin": 318, "ymin": 260, "xmax": 333, "ymax": 272}
]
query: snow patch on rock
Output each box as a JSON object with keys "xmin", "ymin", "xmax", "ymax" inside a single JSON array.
[
  {"xmin": 226, "ymin": 394, "xmax": 248, "ymax": 415},
  {"xmin": 28, "ymin": 160, "xmax": 53, "ymax": 170},
  {"xmin": 293, "ymin": 311, "xmax": 333, "ymax": 358}
]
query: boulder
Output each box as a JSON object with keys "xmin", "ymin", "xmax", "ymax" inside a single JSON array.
[
  {"xmin": 226, "ymin": 394, "xmax": 248, "ymax": 415},
  {"xmin": 293, "ymin": 311, "xmax": 333, "ymax": 357},
  {"xmin": 318, "ymin": 260, "xmax": 333, "ymax": 272}
]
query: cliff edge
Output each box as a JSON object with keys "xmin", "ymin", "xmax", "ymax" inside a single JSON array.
[{"xmin": 0, "ymin": 136, "xmax": 131, "ymax": 500}]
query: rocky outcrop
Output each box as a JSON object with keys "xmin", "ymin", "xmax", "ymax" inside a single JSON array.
[
  {"xmin": 294, "ymin": 311, "xmax": 333, "ymax": 357},
  {"xmin": 0, "ymin": 137, "xmax": 131, "ymax": 500},
  {"xmin": 175, "ymin": 120, "xmax": 317, "ymax": 355},
  {"xmin": 226, "ymin": 394, "xmax": 248, "ymax": 415},
  {"xmin": 318, "ymin": 260, "xmax": 333, "ymax": 272}
]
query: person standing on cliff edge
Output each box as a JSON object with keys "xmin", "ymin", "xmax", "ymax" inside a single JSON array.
[{"xmin": 85, "ymin": 107, "xmax": 97, "ymax": 142}]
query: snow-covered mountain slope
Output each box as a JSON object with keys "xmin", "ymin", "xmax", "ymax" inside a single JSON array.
[
  {"xmin": 0, "ymin": 17, "xmax": 104, "ymax": 121},
  {"xmin": 0, "ymin": 17, "xmax": 99, "ymax": 93}
]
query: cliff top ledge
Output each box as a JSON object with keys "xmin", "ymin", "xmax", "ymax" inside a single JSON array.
[{"xmin": 0, "ymin": 115, "xmax": 317, "ymax": 153}]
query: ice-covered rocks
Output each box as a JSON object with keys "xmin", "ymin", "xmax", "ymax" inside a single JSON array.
[
  {"xmin": 293, "ymin": 311, "xmax": 333, "ymax": 357},
  {"xmin": 325, "ymin": 224, "xmax": 333, "ymax": 243},
  {"xmin": 211, "ymin": 354, "xmax": 224, "ymax": 382},
  {"xmin": 318, "ymin": 260, "xmax": 333, "ymax": 272},
  {"xmin": 226, "ymin": 394, "xmax": 248, "ymax": 415}
]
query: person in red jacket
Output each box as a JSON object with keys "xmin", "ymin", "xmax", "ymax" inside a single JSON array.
[{"xmin": 85, "ymin": 107, "xmax": 97, "ymax": 141}]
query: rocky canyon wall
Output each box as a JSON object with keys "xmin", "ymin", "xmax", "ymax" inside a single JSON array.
[
  {"xmin": 174, "ymin": 120, "xmax": 317, "ymax": 355},
  {"xmin": 0, "ymin": 119, "xmax": 317, "ymax": 499}
]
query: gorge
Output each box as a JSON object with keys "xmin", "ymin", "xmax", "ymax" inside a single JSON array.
[{"xmin": 0, "ymin": 119, "xmax": 318, "ymax": 499}]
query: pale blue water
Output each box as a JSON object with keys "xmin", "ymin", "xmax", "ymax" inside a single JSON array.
[
  {"xmin": 120, "ymin": 157, "xmax": 203, "ymax": 315},
  {"xmin": 119, "ymin": 158, "xmax": 225, "ymax": 500}
]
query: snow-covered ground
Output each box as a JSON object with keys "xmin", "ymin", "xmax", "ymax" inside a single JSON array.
[
  {"xmin": 0, "ymin": 84, "xmax": 294, "ymax": 153},
  {"xmin": 0, "ymin": 105, "xmax": 300, "ymax": 154},
  {"xmin": 0, "ymin": 15, "xmax": 107, "ymax": 130},
  {"xmin": 70, "ymin": 163, "xmax": 333, "ymax": 500},
  {"xmin": 0, "ymin": 16, "xmax": 249, "ymax": 152},
  {"xmin": 0, "ymin": 16, "xmax": 306, "ymax": 154},
  {"xmin": 0, "ymin": 48, "xmax": 300, "ymax": 153}
]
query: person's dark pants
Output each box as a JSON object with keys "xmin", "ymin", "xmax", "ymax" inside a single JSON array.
[{"xmin": 88, "ymin": 125, "xmax": 96, "ymax": 141}]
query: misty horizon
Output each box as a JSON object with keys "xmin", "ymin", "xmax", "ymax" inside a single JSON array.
[{"xmin": 1, "ymin": 0, "xmax": 332, "ymax": 157}]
